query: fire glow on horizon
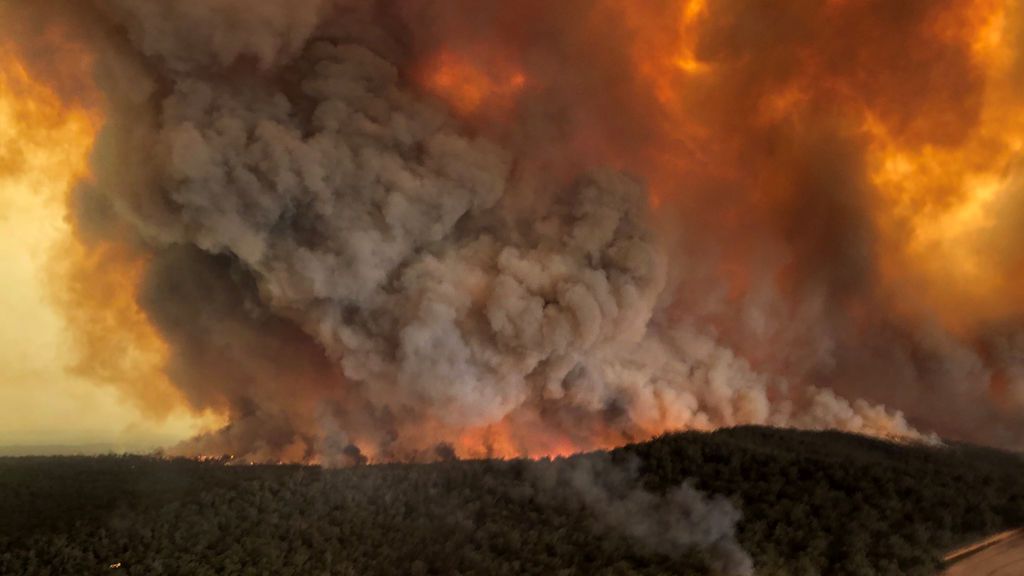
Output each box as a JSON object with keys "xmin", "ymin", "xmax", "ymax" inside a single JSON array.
[{"xmin": 2, "ymin": 0, "xmax": 1024, "ymax": 461}]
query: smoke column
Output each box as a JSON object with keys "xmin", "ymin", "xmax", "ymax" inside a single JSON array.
[
  {"xmin": 533, "ymin": 454, "xmax": 754, "ymax": 575},
  {"xmin": 3, "ymin": 0, "xmax": 1024, "ymax": 462}
]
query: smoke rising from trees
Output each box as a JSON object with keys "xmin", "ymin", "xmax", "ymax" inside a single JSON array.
[{"xmin": 3, "ymin": 0, "xmax": 1024, "ymax": 463}]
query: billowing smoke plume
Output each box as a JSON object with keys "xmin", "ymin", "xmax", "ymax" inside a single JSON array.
[
  {"xmin": 5, "ymin": 0, "xmax": 1024, "ymax": 460},
  {"xmin": 533, "ymin": 454, "xmax": 753, "ymax": 575}
]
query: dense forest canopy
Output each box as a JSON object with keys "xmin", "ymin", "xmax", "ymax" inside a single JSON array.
[{"xmin": 2, "ymin": 427, "xmax": 1023, "ymax": 575}]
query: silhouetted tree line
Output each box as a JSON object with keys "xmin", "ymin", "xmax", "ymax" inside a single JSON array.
[
  {"xmin": 627, "ymin": 427, "xmax": 1024, "ymax": 575},
  {"xmin": 1, "ymin": 426, "xmax": 1021, "ymax": 575}
]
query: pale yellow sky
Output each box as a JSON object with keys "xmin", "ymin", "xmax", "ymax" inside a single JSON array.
[
  {"xmin": 0, "ymin": 183, "xmax": 204, "ymax": 450},
  {"xmin": 0, "ymin": 57, "xmax": 215, "ymax": 452}
]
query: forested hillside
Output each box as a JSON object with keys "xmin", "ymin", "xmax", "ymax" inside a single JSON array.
[{"xmin": 2, "ymin": 427, "xmax": 1022, "ymax": 575}]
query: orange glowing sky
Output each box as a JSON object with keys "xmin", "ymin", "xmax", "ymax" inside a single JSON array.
[
  {"xmin": 0, "ymin": 47, "xmax": 220, "ymax": 451},
  {"xmin": 2, "ymin": 0, "xmax": 1023, "ymax": 456},
  {"xmin": 422, "ymin": 49, "xmax": 527, "ymax": 121}
]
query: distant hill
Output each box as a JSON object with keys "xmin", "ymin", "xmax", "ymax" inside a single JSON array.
[{"xmin": 2, "ymin": 426, "xmax": 1022, "ymax": 575}]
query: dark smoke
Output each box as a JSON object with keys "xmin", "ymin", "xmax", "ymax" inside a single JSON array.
[{"xmin": 5, "ymin": 0, "xmax": 1024, "ymax": 466}]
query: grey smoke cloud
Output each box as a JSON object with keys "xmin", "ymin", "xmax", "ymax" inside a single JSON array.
[
  {"xmin": 101, "ymin": 0, "xmax": 328, "ymax": 70},
  {"xmin": 0, "ymin": 0, "xmax": 938, "ymax": 463},
  {"xmin": 533, "ymin": 454, "xmax": 754, "ymax": 575}
]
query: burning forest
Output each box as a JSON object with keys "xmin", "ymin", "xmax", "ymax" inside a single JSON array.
[{"xmin": 2, "ymin": 0, "xmax": 1024, "ymax": 465}]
